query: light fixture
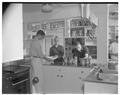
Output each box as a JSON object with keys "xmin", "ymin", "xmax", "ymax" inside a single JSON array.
[{"xmin": 41, "ymin": 4, "xmax": 53, "ymax": 13}]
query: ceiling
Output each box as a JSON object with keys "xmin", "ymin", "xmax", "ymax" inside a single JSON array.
[
  {"xmin": 23, "ymin": 4, "xmax": 79, "ymax": 13},
  {"xmin": 23, "ymin": 4, "xmax": 118, "ymax": 17}
]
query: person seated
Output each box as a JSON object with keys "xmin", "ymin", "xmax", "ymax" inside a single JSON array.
[{"xmin": 49, "ymin": 36, "xmax": 64, "ymax": 65}]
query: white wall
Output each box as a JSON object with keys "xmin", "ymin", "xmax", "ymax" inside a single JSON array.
[
  {"xmin": 90, "ymin": 4, "xmax": 108, "ymax": 66},
  {"xmin": 23, "ymin": 5, "xmax": 81, "ymax": 23},
  {"xmin": 3, "ymin": 4, "xmax": 23, "ymax": 63}
]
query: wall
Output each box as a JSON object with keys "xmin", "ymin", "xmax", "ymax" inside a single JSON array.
[
  {"xmin": 3, "ymin": 4, "xmax": 23, "ymax": 63},
  {"xmin": 23, "ymin": 5, "xmax": 81, "ymax": 23},
  {"xmin": 90, "ymin": 4, "xmax": 108, "ymax": 66}
]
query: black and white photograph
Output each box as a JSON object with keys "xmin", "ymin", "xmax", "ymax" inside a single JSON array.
[{"xmin": 2, "ymin": 2, "xmax": 119, "ymax": 94}]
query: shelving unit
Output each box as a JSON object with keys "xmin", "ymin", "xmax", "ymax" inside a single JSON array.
[
  {"xmin": 108, "ymin": 4, "xmax": 118, "ymax": 60},
  {"xmin": 64, "ymin": 17, "xmax": 97, "ymax": 59},
  {"xmin": 108, "ymin": 25, "xmax": 118, "ymax": 42},
  {"xmin": 108, "ymin": 4, "xmax": 118, "ymax": 43}
]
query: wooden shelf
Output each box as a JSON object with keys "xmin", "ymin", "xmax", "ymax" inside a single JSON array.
[
  {"xmin": 70, "ymin": 26, "xmax": 91, "ymax": 29},
  {"xmin": 109, "ymin": 25, "xmax": 118, "ymax": 27},
  {"xmin": 85, "ymin": 39, "xmax": 97, "ymax": 41},
  {"xmin": 64, "ymin": 36, "xmax": 86, "ymax": 39}
]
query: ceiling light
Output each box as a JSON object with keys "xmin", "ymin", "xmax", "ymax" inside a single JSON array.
[{"xmin": 41, "ymin": 4, "xmax": 53, "ymax": 13}]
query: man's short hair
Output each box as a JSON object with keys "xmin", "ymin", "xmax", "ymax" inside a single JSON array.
[{"xmin": 36, "ymin": 30, "xmax": 45, "ymax": 36}]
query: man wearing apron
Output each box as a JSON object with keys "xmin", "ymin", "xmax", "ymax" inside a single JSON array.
[{"xmin": 29, "ymin": 30, "xmax": 52, "ymax": 93}]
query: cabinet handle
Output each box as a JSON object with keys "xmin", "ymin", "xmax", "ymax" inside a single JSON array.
[
  {"xmin": 61, "ymin": 75, "xmax": 63, "ymax": 78},
  {"xmin": 12, "ymin": 79, "xmax": 28, "ymax": 86}
]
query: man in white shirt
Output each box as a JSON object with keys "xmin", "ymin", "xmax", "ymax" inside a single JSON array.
[
  {"xmin": 109, "ymin": 36, "xmax": 118, "ymax": 60},
  {"xmin": 29, "ymin": 30, "xmax": 53, "ymax": 93}
]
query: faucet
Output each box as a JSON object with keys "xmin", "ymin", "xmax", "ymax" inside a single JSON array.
[
  {"xmin": 91, "ymin": 65, "xmax": 104, "ymax": 80},
  {"xmin": 96, "ymin": 66, "xmax": 103, "ymax": 80}
]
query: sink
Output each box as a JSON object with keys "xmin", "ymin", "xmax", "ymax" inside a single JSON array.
[
  {"xmin": 102, "ymin": 69, "xmax": 118, "ymax": 74},
  {"xmin": 84, "ymin": 67, "xmax": 118, "ymax": 86},
  {"xmin": 100, "ymin": 68, "xmax": 118, "ymax": 82},
  {"xmin": 99, "ymin": 73, "xmax": 118, "ymax": 83},
  {"xmin": 96, "ymin": 68, "xmax": 118, "ymax": 83}
]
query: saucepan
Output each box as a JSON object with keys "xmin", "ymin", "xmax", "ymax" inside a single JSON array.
[{"xmin": 78, "ymin": 58, "xmax": 91, "ymax": 67}]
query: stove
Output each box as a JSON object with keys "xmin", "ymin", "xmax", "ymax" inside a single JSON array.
[{"xmin": 2, "ymin": 65, "xmax": 31, "ymax": 94}]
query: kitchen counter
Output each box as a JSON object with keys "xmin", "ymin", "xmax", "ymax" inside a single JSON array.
[
  {"xmin": 84, "ymin": 69, "xmax": 118, "ymax": 85},
  {"xmin": 43, "ymin": 64, "xmax": 92, "ymax": 69},
  {"xmin": 84, "ymin": 68, "xmax": 118, "ymax": 93},
  {"xmin": 3, "ymin": 65, "xmax": 30, "ymax": 74},
  {"xmin": 43, "ymin": 63, "xmax": 91, "ymax": 93}
]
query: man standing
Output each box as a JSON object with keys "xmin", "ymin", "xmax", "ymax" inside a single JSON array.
[
  {"xmin": 50, "ymin": 36, "xmax": 64, "ymax": 65},
  {"xmin": 109, "ymin": 36, "xmax": 118, "ymax": 70},
  {"xmin": 29, "ymin": 30, "xmax": 53, "ymax": 93},
  {"xmin": 109, "ymin": 36, "xmax": 118, "ymax": 60}
]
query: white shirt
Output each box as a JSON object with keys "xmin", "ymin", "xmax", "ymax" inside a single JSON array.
[
  {"xmin": 29, "ymin": 38, "xmax": 44, "ymax": 57},
  {"xmin": 109, "ymin": 41, "xmax": 118, "ymax": 60},
  {"xmin": 109, "ymin": 42, "xmax": 118, "ymax": 54}
]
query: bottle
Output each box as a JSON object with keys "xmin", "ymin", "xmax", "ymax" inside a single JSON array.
[{"xmin": 74, "ymin": 56, "xmax": 78, "ymax": 66}]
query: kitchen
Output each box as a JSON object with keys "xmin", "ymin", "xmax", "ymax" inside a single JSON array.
[{"xmin": 2, "ymin": 2, "xmax": 118, "ymax": 94}]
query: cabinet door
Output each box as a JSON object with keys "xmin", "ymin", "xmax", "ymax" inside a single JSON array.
[
  {"xmin": 84, "ymin": 81, "xmax": 118, "ymax": 94},
  {"xmin": 60, "ymin": 67, "xmax": 84, "ymax": 93},
  {"xmin": 43, "ymin": 66, "xmax": 91, "ymax": 94},
  {"xmin": 60, "ymin": 67, "xmax": 91, "ymax": 93},
  {"xmin": 43, "ymin": 66, "xmax": 63, "ymax": 93}
]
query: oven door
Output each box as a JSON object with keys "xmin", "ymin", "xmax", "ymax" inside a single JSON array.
[{"xmin": 11, "ymin": 71, "xmax": 30, "ymax": 94}]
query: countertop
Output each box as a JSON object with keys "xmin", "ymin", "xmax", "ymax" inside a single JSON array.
[
  {"xmin": 84, "ymin": 69, "xmax": 118, "ymax": 85},
  {"xmin": 43, "ymin": 64, "xmax": 93, "ymax": 69},
  {"xmin": 3, "ymin": 65, "xmax": 30, "ymax": 74}
]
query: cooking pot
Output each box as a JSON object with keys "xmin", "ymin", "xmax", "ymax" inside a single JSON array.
[{"xmin": 78, "ymin": 58, "xmax": 91, "ymax": 67}]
